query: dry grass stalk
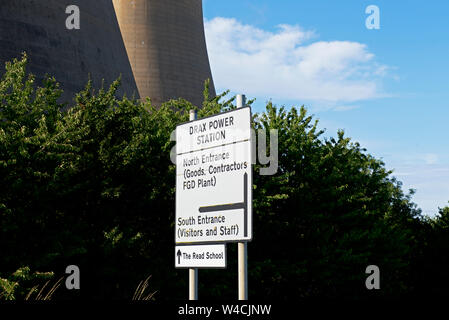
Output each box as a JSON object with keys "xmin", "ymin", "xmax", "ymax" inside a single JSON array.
[
  {"xmin": 35, "ymin": 280, "xmax": 51, "ymax": 300},
  {"xmin": 31, "ymin": 276, "xmax": 63, "ymax": 301},
  {"xmin": 42, "ymin": 277, "xmax": 63, "ymax": 300},
  {"xmin": 132, "ymin": 275, "xmax": 157, "ymax": 301},
  {"xmin": 25, "ymin": 285, "xmax": 39, "ymax": 301}
]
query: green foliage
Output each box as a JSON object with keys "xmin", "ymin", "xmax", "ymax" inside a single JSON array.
[
  {"xmin": 0, "ymin": 54, "xmax": 444, "ymax": 300},
  {"xmin": 0, "ymin": 267, "xmax": 54, "ymax": 300},
  {"xmin": 412, "ymin": 204, "xmax": 449, "ymax": 296},
  {"xmin": 435, "ymin": 205, "xmax": 449, "ymax": 229},
  {"xmin": 246, "ymin": 103, "xmax": 423, "ymax": 299}
]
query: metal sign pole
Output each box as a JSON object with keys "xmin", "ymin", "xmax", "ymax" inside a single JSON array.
[
  {"xmin": 236, "ymin": 94, "xmax": 248, "ymax": 300},
  {"xmin": 189, "ymin": 268, "xmax": 198, "ymax": 300},
  {"xmin": 238, "ymin": 242, "xmax": 248, "ymax": 300},
  {"xmin": 189, "ymin": 109, "xmax": 198, "ymax": 301}
]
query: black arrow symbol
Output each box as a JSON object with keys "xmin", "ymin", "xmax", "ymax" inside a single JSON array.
[
  {"xmin": 177, "ymin": 249, "xmax": 182, "ymax": 264},
  {"xmin": 199, "ymin": 172, "xmax": 248, "ymax": 237}
]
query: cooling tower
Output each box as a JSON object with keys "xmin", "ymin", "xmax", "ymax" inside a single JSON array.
[
  {"xmin": 0, "ymin": 0, "xmax": 139, "ymax": 103},
  {"xmin": 112, "ymin": 0, "xmax": 215, "ymax": 106}
]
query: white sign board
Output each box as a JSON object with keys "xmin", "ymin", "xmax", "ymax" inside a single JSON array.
[
  {"xmin": 175, "ymin": 244, "xmax": 227, "ymax": 269},
  {"xmin": 175, "ymin": 107, "xmax": 252, "ymax": 244}
]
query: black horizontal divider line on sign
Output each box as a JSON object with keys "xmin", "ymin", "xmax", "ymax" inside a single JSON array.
[
  {"xmin": 176, "ymin": 138, "xmax": 250, "ymax": 156},
  {"xmin": 198, "ymin": 172, "xmax": 248, "ymax": 237}
]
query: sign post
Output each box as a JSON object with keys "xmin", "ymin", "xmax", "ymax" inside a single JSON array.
[
  {"xmin": 236, "ymin": 95, "xmax": 248, "ymax": 301},
  {"xmin": 176, "ymin": 98, "xmax": 252, "ymax": 300},
  {"xmin": 188, "ymin": 109, "xmax": 198, "ymax": 301}
]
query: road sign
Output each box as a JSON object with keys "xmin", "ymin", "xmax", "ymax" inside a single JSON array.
[
  {"xmin": 175, "ymin": 107, "xmax": 252, "ymax": 244},
  {"xmin": 175, "ymin": 244, "xmax": 227, "ymax": 269}
]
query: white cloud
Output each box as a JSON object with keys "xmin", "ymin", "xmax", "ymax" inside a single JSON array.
[
  {"xmin": 205, "ymin": 17, "xmax": 389, "ymax": 110},
  {"xmin": 385, "ymin": 153, "xmax": 442, "ymax": 166},
  {"xmin": 422, "ymin": 153, "xmax": 439, "ymax": 165},
  {"xmin": 333, "ymin": 105, "xmax": 360, "ymax": 112}
]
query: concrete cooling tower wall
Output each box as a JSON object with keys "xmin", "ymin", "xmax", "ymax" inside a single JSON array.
[
  {"xmin": 112, "ymin": 0, "xmax": 216, "ymax": 106},
  {"xmin": 0, "ymin": 0, "xmax": 139, "ymax": 103}
]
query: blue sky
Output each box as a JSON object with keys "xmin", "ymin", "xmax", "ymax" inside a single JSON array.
[{"xmin": 203, "ymin": 0, "xmax": 449, "ymax": 217}]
